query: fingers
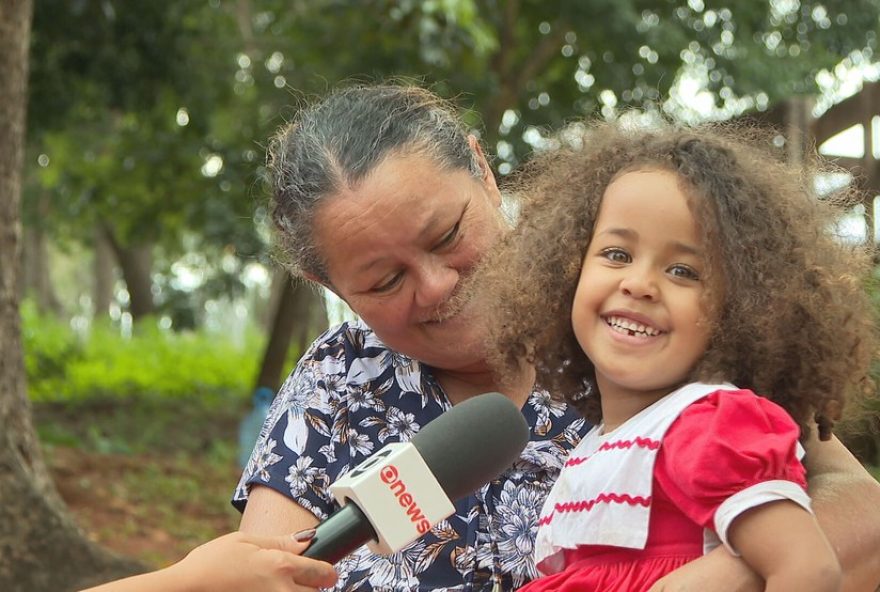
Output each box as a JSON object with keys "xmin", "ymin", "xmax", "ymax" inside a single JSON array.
[
  {"xmin": 287, "ymin": 555, "xmax": 338, "ymax": 589},
  {"xmin": 245, "ymin": 531, "xmax": 313, "ymax": 554},
  {"xmin": 244, "ymin": 532, "xmax": 338, "ymax": 589}
]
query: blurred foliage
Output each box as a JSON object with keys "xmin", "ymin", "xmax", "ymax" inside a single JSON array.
[
  {"xmin": 21, "ymin": 299, "xmax": 265, "ymax": 403},
  {"xmin": 22, "ymin": 0, "xmax": 880, "ymax": 324},
  {"xmin": 836, "ymin": 269, "xmax": 880, "ymax": 465}
]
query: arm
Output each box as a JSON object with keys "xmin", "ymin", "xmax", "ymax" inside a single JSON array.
[
  {"xmin": 240, "ymin": 484, "xmax": 320, "ymax": 536},
  {"xmin": 801, "ymin": 433, "xmax": 880, "ymax": 592},
  {"xmin": 651, "ymin": 438, "xmax": 880, "ymax": 592},
  {"xmin": 81, "ymin": 531, "xmax": 336, "ymax": 592},
  {"xmin": 649, "ymin": 390, "xmax": 880, "ymax": 592},
  {"xmin": 650, "ymin": 436, "xmax": 880, "ymax": 591},
  {"xmin": 728, "ymin": 500, "xmax": 840, "ymax": 591}
]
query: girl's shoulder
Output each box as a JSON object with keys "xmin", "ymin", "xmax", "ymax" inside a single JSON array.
[
  {"xmin": 675, "ymin": 388, "xmax": 799, "ymax": 437},
  {"xmin": 658, "ymin": 388, "xmax": 807, "ymax": 497}
]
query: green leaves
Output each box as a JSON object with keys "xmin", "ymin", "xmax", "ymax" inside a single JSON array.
[{"xmin": 23, "ymin": 0, "xmax": 880, "ymax": 328}]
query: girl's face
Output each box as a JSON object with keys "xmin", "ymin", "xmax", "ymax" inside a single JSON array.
[{"xmin": 571, "ymin": 168, "xmax": 716, "ymax": 422}]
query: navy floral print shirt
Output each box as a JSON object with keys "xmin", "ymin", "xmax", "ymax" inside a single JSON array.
[{"xmin": 233, "ymin": 320, "xmax": 588, "ymax": 592}]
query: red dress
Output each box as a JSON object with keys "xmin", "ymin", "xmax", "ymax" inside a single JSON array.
[{"xmin": 521, "ymin": 390, "xmax": 809, "ymax": 592}]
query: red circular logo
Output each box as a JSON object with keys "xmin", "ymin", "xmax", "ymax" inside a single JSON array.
[{"xmin": 380, "ymin": 465, "xmax": 398, "ymax": 483}]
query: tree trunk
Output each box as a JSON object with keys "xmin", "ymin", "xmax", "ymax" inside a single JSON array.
[
  {"xmin": 0, "ymin": 2, "xmax": 145, "ymax": 588},
  {"xmin": 254, "ymin": 273, "xmax": 326, "ymax": 392},
  {"xmin": 291, "ymin": 279, "xmax": 326, "ymax": 362},
  {"xmin": 103, "ymin": 226, "xmax": 155, "ymax": 321},
  {"xmin": 92, "ymin": 224, "xmax": 116, "ymax": 319}
]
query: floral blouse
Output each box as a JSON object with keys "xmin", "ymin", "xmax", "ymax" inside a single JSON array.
[{"xmin": 233, "ymin": 320, "xmax": 588, "ymax": 592}]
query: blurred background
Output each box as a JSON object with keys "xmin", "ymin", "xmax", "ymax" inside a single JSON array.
[{"xmin": 5, "ymin": 0, "xmax": 880, "ymax": 584}]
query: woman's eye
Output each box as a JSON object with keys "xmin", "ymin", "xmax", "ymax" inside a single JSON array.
[
  {"xmin": 669, "ymin": 264, "xmax": 700, "ymax": 281},
  {"xmin": 371, "ymin": 272, "xmax": 403, "ymax": 293},
  {"xmin": 435, "ymin": 221, "xmax": 461, "ymax": 250},
  {"xmin": 600, "ymin": 248, "xmax": 631, "ymax": 263}
]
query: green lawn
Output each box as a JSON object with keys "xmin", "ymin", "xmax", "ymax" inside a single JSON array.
[{"xmin": 36, "ymin": 396, "xmax": 247, "ymax": 567}]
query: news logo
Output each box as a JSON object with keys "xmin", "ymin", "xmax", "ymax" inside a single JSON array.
[
  {"xmin": 379, "ymin": 464, "xmax": 431, "ymax": 534},
  {"xmin": 329, "ymin": 442, "xmax": 454, "ymax": 554}
]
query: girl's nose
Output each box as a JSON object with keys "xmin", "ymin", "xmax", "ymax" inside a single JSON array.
[{"xmin": 620, "ymin": 269, "xmax": 659, "ymax": 301}]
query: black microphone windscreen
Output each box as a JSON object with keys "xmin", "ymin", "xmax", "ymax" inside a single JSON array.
[{"xmin": 412, "ymin": 392, "xmax": 529, "ymax": 502}]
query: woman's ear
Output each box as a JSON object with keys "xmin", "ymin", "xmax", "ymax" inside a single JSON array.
[{"xmin": 468, "ymin": 134, "xmax": 502, "ymax": 207}]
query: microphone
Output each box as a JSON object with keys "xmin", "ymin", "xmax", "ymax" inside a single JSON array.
[{"xmin": 302, "ymin": 392, "xmax": 530, "ymax": 563}]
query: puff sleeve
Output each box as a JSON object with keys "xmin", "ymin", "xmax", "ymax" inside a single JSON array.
[{"xmin": 654, "ymin": 389, "xmax": 811, "ymax": 554}]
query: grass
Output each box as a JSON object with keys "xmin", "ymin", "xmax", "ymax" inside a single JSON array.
[{"xmin": 36, "ymin": 395, "xmax": 249, "ymax": 567}]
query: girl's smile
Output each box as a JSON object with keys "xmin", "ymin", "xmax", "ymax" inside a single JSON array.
[{"xmin": 603, "ymin": 311, "xmax": 665, "ymax": 340}]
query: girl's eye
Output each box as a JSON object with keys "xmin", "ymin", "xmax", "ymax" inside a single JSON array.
[
  {"xmin": 371, "ymin": 272, "xmax": 403, "ymax": 293},
  {"xmin": 600, "ymin": 248, "xmax": 631, "ymax": 264},
  {"xmin": 668, "ymin": 264, "xmax": 700, "ymax": 281},
  {"xmin": 435, "ymin": 221, "xmax": 461, "ymax": 250}
]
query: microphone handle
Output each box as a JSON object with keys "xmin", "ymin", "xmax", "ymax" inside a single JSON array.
[{"xmin": 302, "ymin": 502, "xmax": 377, "ymax": 564}]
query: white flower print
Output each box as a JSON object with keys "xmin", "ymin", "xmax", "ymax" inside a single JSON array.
[
  {"xmin": 347, "ymin": 384, "xmax": 385, "ymax": 414},
  {"xmin": 366, "ymin": 540, "xmax": 425, "ymax": 592},
  {"xmin": 253, "ymin": 438, "xmax": 283, "ymax": 483},
  {"xmin": 284, "ymin": 456, "xmax": 328, "ymax": 498},
  {"xmin": 518, "ymin": 440, "xmax": 565, "ymax": 472},
  {"xmin": 378, "ymin": 406, "xmax": 419, "ymax": 442},
  {"xmin": 494, "ymin": 480, "xmax": 544, "ymax": 582},
  {"xmin": 391, "ymin": 351, "xmax": 422, "ymax": 395},
  {"xmin": 347, "ymin": 427, "xmax": 374, "ymax": 457},
  {"xmin": 528, "ymin": 389, "xmax": 569, "ymax": 436}
]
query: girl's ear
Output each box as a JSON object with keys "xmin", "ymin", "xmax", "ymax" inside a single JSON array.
[{"xmin": 468, "ymin": 134, "xmax": 502, "ymax": 207}]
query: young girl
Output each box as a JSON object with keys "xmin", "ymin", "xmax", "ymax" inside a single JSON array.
[{"xmin": 480, "ymin": 120, "xmax": 876, "ymax": 591}]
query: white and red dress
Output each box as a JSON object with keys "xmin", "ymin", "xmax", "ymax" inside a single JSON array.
[{"xmin": 522, "ymin": 382, "xmax": 812, "ymax": 592}]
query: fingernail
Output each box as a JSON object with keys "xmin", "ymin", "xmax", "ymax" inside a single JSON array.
[{"xmin": 293, "ymin": 528, "xmax": 316, "ymax": 542}]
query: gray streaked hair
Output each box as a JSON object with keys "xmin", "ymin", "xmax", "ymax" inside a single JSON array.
[{"xmin": 269, "ymin": 84, "xmax": 483, "ymax": 282}]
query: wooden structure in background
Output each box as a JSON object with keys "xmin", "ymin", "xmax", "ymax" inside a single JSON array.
[{"xmin": 743, "ymin": 81, "xmax": 880, "ymax": 243}]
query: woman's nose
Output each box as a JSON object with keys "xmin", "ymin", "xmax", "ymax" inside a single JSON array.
[{"xmin": 414, "ymin": 259, "xmax": 458, "ymax": 309}]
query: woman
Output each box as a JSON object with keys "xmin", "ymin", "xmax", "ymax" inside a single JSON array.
[{"xmin": 234, "ymin": 84, "xmax": 880, "ymax": 591}]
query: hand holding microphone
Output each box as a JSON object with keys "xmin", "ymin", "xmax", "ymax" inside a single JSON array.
[{"xmin": 302, "ymin": 392, "xmax": 530, "ymax": 563}]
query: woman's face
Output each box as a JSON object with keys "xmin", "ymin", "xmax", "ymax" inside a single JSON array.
[{"xmin": 311, "ymin": 141, "xmax": 505, "ymax": 372}]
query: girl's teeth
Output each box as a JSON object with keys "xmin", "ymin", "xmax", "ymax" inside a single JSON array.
[{"xmin": 607, "ymin": 316, "xmax": 659, "ymax": 337}]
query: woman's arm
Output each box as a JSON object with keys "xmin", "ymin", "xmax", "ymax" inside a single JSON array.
[
  {"xmin": 81, "ymin": 531, "xmax": 336, "ymax": 592},
  {"xmin": 728, "ymin": 500, "xmax": 840, "ymax": 591},
  {"xmin": 802, "ymin": 434, "xmax": 880, "ymax": 591},
  {"xmin": 239, "ymin": 484, "xmax": 321, "ymax": 536}
]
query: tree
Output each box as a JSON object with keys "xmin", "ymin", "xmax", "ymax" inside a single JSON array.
[
  {"xmin": 241, "ymin": 0, "xmax": 880, "ymax": 384},
  {"xmin": 0, "ymin": 1, "xmax": 144, "ymax": 589}
]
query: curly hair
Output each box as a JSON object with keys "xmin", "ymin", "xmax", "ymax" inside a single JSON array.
[{"xmin": 481, "ymin": 118, "xmax": 876, "ymax": 440}]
